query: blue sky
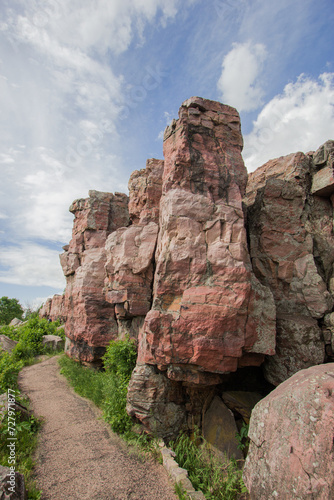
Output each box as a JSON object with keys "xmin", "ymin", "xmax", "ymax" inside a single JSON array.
[{"xmin": 0, "ymin": 0, "xmax": 334, "ymax": 309}]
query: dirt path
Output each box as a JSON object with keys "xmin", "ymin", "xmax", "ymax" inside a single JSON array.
[{"xmin": 18, "ymin": 356, "xmax": 178, "ymax": 500}]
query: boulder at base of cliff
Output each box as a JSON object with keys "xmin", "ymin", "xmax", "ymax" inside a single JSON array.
[{"xmin": 243, "ymin": 363, "xmax": 334, "ymax": 500}]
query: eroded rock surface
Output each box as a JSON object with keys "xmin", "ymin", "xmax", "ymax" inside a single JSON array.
[
  {"xmin": 243, "ymin": 363, "xmax": 334, "ymax": 500},
  {"xmin": 51, "ymin": 96, "xmax": 334, "ymax": 450},
  {"xmin": 245, "ymin": 146, "xmax": 334, "ymax": 385},
  {"xmin": 61, "ymin": 190, "xmax": 129, "ymax": 364},
  {"xmin": 39, "ymin": 294, "xmax": 66, "ymax": 323},
  {"xmin": 128, "ymin": 97, "xmax": 276, "ymax": 438},
  {"xmin": 138, "ymin": 97, "xmax": 276, "ymax": 379},
  {"xmin": 104, "ymin": 159, "xmax": 163, "ymax": 340}
]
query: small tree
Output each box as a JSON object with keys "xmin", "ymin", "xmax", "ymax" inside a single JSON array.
[{"xmin": 0, "ymin": 296, "xmax": 24, "ymax": 325}]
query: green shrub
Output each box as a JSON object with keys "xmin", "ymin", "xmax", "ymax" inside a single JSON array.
[
  {"xmin": 0, "ymin": 352, "xmax": 24, "ymax": 393},
  {"xmin": 170, "ymin": 430, "xmax": 248, "ymax": 500},
  {"xmin": 0, "ymin": 404, "xmax": 41, "ymax": 499},
  {"xmin": 102, "ymin": 336, "xmax": 137, "ymax": 379},
  {"xmin": 102, "ymin": 336, "xmax": 137, "ymax": 433}
]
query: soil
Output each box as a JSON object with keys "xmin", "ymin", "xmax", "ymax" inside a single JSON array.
[{"xmin": 18, "ymin": 356, "xmax": 178, "ymax": 500}]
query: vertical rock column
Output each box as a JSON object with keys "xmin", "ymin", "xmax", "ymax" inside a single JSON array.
[
  {"xmin": 60, "ymin": 190, "xmax": 129, "ymax": 365},
  {"xmin": 140, "ymin": 97, "xmax": 276, "ymax": 378},
  {"xmin": 127, "ymin": 97, "xmax": 276, "ymax": 438}
]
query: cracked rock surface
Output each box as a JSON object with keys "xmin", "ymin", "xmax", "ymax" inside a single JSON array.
[{"xmin": 243, "ymin": 363, "xmax": 334, "ymax": 500}]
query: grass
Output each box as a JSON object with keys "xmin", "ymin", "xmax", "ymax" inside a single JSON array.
[
  {"xmin": 58, "ymin": 335, "xmax": 137, "ymax": 435},
  {"xmin": 58, "ymin": 338, "xmax": 163, "ymax": 460},
  {"xmin": 0, "ymin": 396, "xmax": 42, "ymax": 500},
  {"xmin": 170, "ymin": 430, "xmax": 249, "ymax": 500},
  {"xmin": 58, "ymin": 340, "xmax": 249, "ymax": 500}
]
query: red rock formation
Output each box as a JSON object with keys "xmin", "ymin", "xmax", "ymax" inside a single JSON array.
[
  {"xmin": 53, "ymin": 95, "xmax": 334, "ymax": 446},
  {"xmin": 128, "ymin": 97, "xmax": 276, "ymax": 438},
  {"xmin": 39, "ymin": 294, "xmax": 66, "ymax": 323},
  {"xmin": 61, "ymin": 190, "xmax": 129, "ymax": 364},
  {"xmin": 243, "ymin": 363, "xmax": 334, "ymax": 499},
  {"xmin": 104, "ymin": 159, "xmax": 163, "ymax": 339},
  {"xmin": 137, "ymin": 97, "xmax": 276, "ymax": 380},
  {"xmin": 245, "ymin": 144, "xmax": 334, "ymax": 385}
]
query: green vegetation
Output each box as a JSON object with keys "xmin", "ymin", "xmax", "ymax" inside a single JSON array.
[
  {"xmin": 170, "ymin": 430, "xmax": 248, "ymax": 500},
  {"xmin": 59, "ymin": 335, "xmax": 137, "ymax": 434},
  {"xmin": 0, "ymin": 316, "xmax": 65, "ymax": 394},
  {"xmin": 174, "ymin": 482, "xmax": 192, "ymax": 499},
  {"xmin": 0, "ymin": 403, "xmax": 42, "ymax": 500},
  {"xmin": 235, "ymin": 422, "xmax": 249, "ymax": 452},
  {"xmin": 0, "ymin": 296, "xmax": 24, "ymax": 325}
]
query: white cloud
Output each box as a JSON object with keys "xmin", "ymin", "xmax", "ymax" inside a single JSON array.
[
  {"xmin": 217, "ymin": 41, "xmax": 267, "ymax": 112},
  {"xmin": 243, "ymin": 72, "xmax": 334, "ymax": 171},
  {"xmin": 0, "ymin": 0, "xmax": 186, "ymax": 291},
  {"xmin": 0, "ymin": 243, "xmax": 66, "ymax": 288}
]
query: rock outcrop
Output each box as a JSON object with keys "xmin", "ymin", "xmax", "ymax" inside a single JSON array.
[
  {"xmin": 245, "ymin": 142, "xmax": 334, "ymax": 385},
  {"xmin": 104, "ymin": 159, "xmax": 164, "ymax": 340},
  {"xmin": 243, "ymin": 363, "xmax": 334, "ymax": 499},
  {"xmin": 137, "ymin": 97, "xmax": 276, "ymax": 377},
  {"xmin": 53, "ymin": 96, "xmax": 334, "ymax": 447},
  {"xmin": 39, "ymin": 294, "xmax": 66, "ymax": 323},
  {"xmin": 60, "ymin": 190, "xmax": 129, "ymax": 364}
]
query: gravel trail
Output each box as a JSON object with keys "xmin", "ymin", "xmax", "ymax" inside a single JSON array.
[{"xmin": 18, "ymin": 356, "xmax": 177, "ymax": 500}]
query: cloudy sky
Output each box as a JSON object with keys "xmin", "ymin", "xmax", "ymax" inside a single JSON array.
[{"xmin": 0, "ymin": 0, "xmax": 333, "ymax": 309}]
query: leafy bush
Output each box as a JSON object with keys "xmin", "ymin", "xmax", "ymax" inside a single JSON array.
[
  {"xmin": 0, "ymin": 352, "xmax": 24, "ymax": 393},
  {"xmin": 0, "ymin": 403, "xmax": 41, "ymax": 499},
  {"xmin": 102, "ymin": 336, "xmax": 137, "ymax": 379},
  {"xmin": 170, "ymin": 430, "xmax": 248, "ymax": 500},
  {"xmin": 102, "ymin": 336, "xmax": 137, "ymax": 433}
]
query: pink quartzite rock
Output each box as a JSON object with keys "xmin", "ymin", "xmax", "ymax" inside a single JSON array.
[
  {"xmin": 104, "ymin": 159, "xmax": 163, "ymax": 339},
  {"xmin": 128, "ymin": 158, "xmax": 164, "ymax": 224},
  {"xmin": 61, "ymin": 190, "xmax": 129, "ymax": 364},
  {"xmin": 245, "ymin": 146, "xmax": 334, "ymax": 385},
  {"xmin": 243, "ymin": 363, "xmax": 334, "ymax": 500},
  {"xmin": 137, "ymin": 97, "xmax": 276, "ymax": 379},
  {"xmin": 39, "ymin": 294, "xmax": 66, "ymax": 323}
]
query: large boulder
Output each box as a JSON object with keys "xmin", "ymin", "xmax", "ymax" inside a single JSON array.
[
  {"xmin": 244, "ymin": 146, "xmax": 334, "ymax": 385},
  {"xmin": 0, "ymin": 335, "xmax": 18, "ymax": 354},
  {"xmin": 243, "ymin": 363, "xmax": 334, "ymax": 499},
  {"xmin": 42, "ymin": 335, "xmax": 64, "ymax": 351}
]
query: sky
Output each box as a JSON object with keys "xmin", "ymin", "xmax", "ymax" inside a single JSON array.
[{"xmin": 0, "ymin": 0, "xmax": 333, "ymax": 309}]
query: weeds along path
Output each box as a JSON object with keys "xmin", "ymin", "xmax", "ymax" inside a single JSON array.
[{"xmin": 18, "ymin": 356, "xmax": 178, "ymax": 500}]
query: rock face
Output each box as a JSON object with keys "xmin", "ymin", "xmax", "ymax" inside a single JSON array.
[
  {"xmin": 104, "ymin": 159, "xmax": 163, "ymax": 340},
  {"xmin": 127, "ymin": 97, "xmax": 276, "ymax": 438},
  {"xmin": 137, "ymin": 97, "xmax": 276, "ymax": 375},
  {"xmin": 39, "ymin": 294, "xmax": 66, "ymax": 323},
  {"xmin": 243, "ymin": 363, "xmax": 334, "ymax": 500},
  {"xmin": 55, "ymin": 95, "xmax": 334, "ymax": 447},
  {"xmin": 245, "ymin": 143, "xmax": 334, "ymax": 385},
  {"xmin": 60, "ymin": 190, "xmax": 129, "ymax": 364}
]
